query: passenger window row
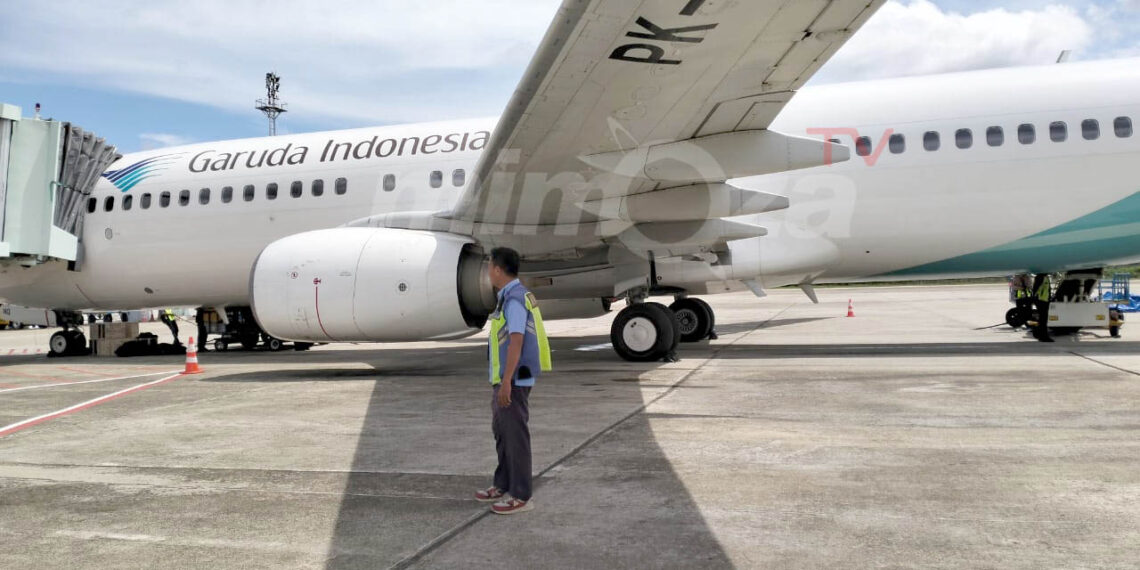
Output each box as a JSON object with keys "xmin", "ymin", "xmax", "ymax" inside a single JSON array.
[
  {"xmin": 425, "ymin": 169, "xmax": 467, "ymax": 190},
  {"xmin": 91, "ymin": 177, "xmax": 349, "ymax": 213},
  {"xmin": 847, "ymin": 116, "xmax": 1134, "ymax": 156}
]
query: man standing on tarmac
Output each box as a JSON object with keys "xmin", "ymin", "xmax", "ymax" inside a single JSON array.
[
  {"xmin": 1032, "ymin": 273, "xmax": 1054, "ymax": 343},
  {"xmin": 475, "ymin": 247, "xmax": 552, "ymax": 515},
  {"xmin": 159, "ymin": 309, "xmax": 181, "ymax": 347}
]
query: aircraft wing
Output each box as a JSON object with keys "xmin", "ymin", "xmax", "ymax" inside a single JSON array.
[{"xmin": 445, "ymin": 0, "xmax": 883, "ymax": 232}]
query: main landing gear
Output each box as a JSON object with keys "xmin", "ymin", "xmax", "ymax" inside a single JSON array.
[
  {"xmin": 48, "ymin": 312, "xmax": 88, "ymax": 357},
  {"xmin": 610, "ymin": 297, "xmax": 718, "ymax": 362}
]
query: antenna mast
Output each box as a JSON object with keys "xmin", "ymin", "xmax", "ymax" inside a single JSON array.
[{"xmin": 255, "ymin": 72, "xmax": 287, "ymax": 136}]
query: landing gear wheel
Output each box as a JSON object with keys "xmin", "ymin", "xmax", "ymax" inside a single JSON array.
[
  {"xmin": 49, "ymin": 331, "xmax": 70, "ymax": 356},
  {"xmin": 691, "ymin": 298, "xmax": 716, "ymax": 339},
  {"xmin": 670, "ymin": 298, "xmax": 714, "ymax": 343},
  {"xmin": 1005, "ymin": 308, "xmax": 1027, "ymax": 329},
  {"xmin": 214, "ymin": 339, "xmax": 229, "ymax": 352},
  {"xmin": 610, "ymin": 303, "xmax": 677, "ymax": 362},
  {"xmin": 645, "ymin": 303, "xmax": 681, "ymax": 354},
  {"xmin": 294, "ymin": 342, "xmax": 313, "ymax": 351},
  {"xmin": 49, "ymin": 330, "xmax": 88, "ymax": 357},
  {"xmin": 240, "ymin": 336, "xmax": 259, "ymax": 351},
  {"xmin": 266, "ymin": 338, "xmax": 284, "ymax": 351}
]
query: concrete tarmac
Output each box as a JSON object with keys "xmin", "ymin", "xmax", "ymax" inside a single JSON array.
[{"xmin": 0, "ymin": 285, "xmax": 1137, "ymax": 569}]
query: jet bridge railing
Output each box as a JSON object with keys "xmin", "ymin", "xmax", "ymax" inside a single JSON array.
[{"xmin": 0, "ymin": 103, "xmax": 120, "ymax": 266}]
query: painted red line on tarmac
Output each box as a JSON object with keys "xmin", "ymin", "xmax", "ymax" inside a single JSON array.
[
  {"xmin": 57, "ymin": 366, "xmax": 116, "ymax": 378},
  {"xmin": 0, "ymin": 373, "xmax": 184, "ymax": 438},
  {"xmin": 0, "ymin": 369, "xmax": 66, "ymax": 381},
  {"xmin": 0, "ymin": 370, "xmax": 181, "ymax": 394}
]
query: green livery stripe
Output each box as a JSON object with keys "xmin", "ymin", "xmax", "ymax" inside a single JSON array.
[{"xmin": 886, "ymin": 192, "xmax": 1140, "ymax": 276}]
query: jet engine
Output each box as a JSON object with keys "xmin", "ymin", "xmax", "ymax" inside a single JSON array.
[{"xmin": 250, "ymin": 228, "xmax": 495, "ymax": 342}]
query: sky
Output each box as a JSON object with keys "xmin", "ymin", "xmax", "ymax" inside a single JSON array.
[{"xmin": 1, "ymin": 0, "xmax": 1138, "ymax": 153}]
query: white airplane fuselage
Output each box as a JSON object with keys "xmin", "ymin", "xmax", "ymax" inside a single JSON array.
[{"xmin": 3, "ymin": 58, "xmax": 1139, "ymax": 311}]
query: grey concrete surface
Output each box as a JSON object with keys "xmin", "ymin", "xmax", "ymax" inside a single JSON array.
[{"xmin": 0, "ymin": 285, "xmax": 1137, "ymax": 569}]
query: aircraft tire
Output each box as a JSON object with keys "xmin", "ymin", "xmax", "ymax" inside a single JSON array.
[
  {"xmin": 670, "ymin": 298, "xmax": 714, "ymax": 343},
  {"xmin": 611, "ymin": 303, "xmax": 676, "ymax": 362},
  {"xmin": 49, "ymin": 331, "xmax": 70, "ymax": 356}
]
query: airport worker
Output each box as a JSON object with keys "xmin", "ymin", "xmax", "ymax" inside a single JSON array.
[
  {"xmin": 475, "ymin": 247, "xmax": 552, "ymax": 515},
  {"xmin": 195, "ymin": 309, "xmax": 209, "ymax": 352},
  {"xmin": 159, "ymin": 309, "xmax": 181, "ymax": 346},
  {"xmin": 1012, "ymin": 273, "xmax": 1034, "ymax": 316},
  {"xmin": 1032, "ymin": 273, "xmax": 1054, "ymax": 343}
]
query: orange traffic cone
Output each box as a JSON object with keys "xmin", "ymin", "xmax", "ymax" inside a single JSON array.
[
  {"xmin": 183, "ymin": 336, "xmax": 203, "ymax": 374},
  {"xmin": 847, "ymin": 299, "xmax": 855, "ymax": 318}
]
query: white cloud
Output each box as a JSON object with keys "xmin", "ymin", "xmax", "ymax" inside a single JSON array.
[
  {"xmin": 0, "ymin": 0, "xmax": 561, "ymax": 125},
  {"xmin": 138, "ymin": 133, "xmax": 194, "ymax": 149},
  {"xmin": 814, "ymin": 0, "xmax": 1095, "ymax": 83}
]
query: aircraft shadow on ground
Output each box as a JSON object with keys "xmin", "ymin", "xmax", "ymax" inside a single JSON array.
[
  {"xmin": 163, "ymin": 336, "xmax": 733, "ymax": 567},
  {"xmin": 321, "ymin": 375, "xmax": 732, "ymax": 569}
]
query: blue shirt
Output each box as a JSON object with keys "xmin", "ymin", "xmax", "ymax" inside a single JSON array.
[{"xmin": 489, "ymin": 279, "xmax": 534, "ymax": 386}]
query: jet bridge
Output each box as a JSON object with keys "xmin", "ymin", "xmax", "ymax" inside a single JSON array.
[{"xmin": 0, "ymin": 103, "xmax": 120, "ymax": 268}]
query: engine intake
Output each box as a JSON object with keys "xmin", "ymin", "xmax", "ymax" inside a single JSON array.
[{"xmin": 250, "ymin": 228, "xmax": 494, "ymax": 342}]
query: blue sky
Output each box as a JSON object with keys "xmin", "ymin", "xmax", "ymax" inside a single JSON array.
[{"xmin": 2, "ymin": 0, "xmax": 1138, "ymax": 153}]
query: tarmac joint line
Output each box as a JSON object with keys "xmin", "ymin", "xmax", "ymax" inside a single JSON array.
[{"xmin": 385, "ymin": 303, "xmax": 797, "ymax": 570}]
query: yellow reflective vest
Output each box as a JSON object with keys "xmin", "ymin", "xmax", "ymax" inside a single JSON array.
[{"xmin": 489, "ymin": 286, "xmax": 551, "ymax": 386}]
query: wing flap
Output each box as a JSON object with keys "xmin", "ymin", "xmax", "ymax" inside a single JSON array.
[{"xmin": 443, "ymin": 0, "xmax": 884, "ymax": 237}]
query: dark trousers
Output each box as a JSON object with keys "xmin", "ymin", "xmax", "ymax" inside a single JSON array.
[
  {"xmin": 161, "ymin": 317, "xmax": 180, "ymax": 344},
  {"xmin": 1034, "ymin": 300, "xmax": 1051, "ymax": 339},
  {"xmin": 492, "ymin": 384, "xmax": 532, "ymax": 502}
]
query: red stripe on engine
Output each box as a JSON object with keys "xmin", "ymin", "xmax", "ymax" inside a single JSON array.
[{"xmin": 314, "ymin": 286, "xmax": 337, "ymax": 342}]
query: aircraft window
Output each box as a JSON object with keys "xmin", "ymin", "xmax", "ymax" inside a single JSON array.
[
  {"xmin": 179, "ymin": 190, "xmax": 191, "ymax": 206},
  {"xmin": 888, "ymin": 134, "xmax": 905, "ymax": 154},
  {"xmin": 160, "ymin": 191, "xmax": 171, "ymax": 208},
  {"xmin": 1018, "ymin": 124, "xmax": 1036, "ymax": 144},
  {"xmin": 453, "ymin": 169, "xmax": 466, "ymax": 186},
  {"xmin": 1050, "ymin": 121, "xmax": 1068, "ymax": 142},
  {"xmin": 923, "ymin": 131, "xmax": 940, "ymax": 151},
  {"xmin": 123, "ymin": 195, "xmax": 133, "ymax": 211},
  {"xmin": 221, "ymin": 186, "xmax": 233, "ymax": 203},
  {"xmin": 266, "ymin": 183, "xmax": 278, "ymax": 200},
  {"xmin": 430, "ymin": 170, "xmax": 443, "ymax": 188},
  {"xmin": 854, "ymin": 136, "xmax": 871, "ymax": 156},
  {"xmin": 1082, "ymin": 119, "xmax": 1100, "ymax": 140},
  {"xmin": 1115, "ymin": 116, "xmax": 1133, "ymax": 138},
  {"xmin": 986, "ymin": 126, "xmax": 1004, "ymax": 147},
  {"xmin": 87, "ymin": 197, "xmax": 97, "ymax": 213},
  {"xmin": 141, "ymin": 193, "xmax": 152, "ymax": 209},
  {"xmin": 104, "ymin": 196, "xmax": 115, "ymax": 212},
  {"xmin": 290, "ymin": 180, "xmax": 303, "ymax": 198},
  {"xmin": 243, "ymin": 184, "xmax": 255, "ymax": 202},
  {"xmin": 383, "ymin": 174, "xmax": 395, "ymax": 192},
  {"xmin": 199, "ymin": 188, "xmax": 210, "ymax": 205},
  {"xmin": 956, "ymin": 128, "xmax": 973, "ymax": 149},
  {"xmin": 335, "ymin": 177, "xmax": 348, "ymax": 195},
  {"xmin": 311, "ymin": 179, "xmax": 324, "ymax": 197}
]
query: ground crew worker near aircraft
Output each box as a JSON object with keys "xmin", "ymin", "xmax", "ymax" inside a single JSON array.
[
  {"xmin": 159, "ymin": 309, "xmax": 181, "ymax": 346},
  {"xmin": 475, "ymin": 247, "xmax": 552, "ymax": 515},
  {"xmin": 1012, "ymin": 273, "xmax": 1034, "ymax": 316},
  {"xmin": 1032, "ymin": 273, "xmax": 1054, "ymax": 343}
]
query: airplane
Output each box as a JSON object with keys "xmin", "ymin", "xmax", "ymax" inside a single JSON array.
[{"xmin": 3, "ymin": 0, "xmax": 1139, "ymax": 362}]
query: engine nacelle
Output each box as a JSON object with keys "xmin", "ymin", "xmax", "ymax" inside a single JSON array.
[{"xmin": 251, "ymin": 228, "xmax": 495, "ymax": 342}]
